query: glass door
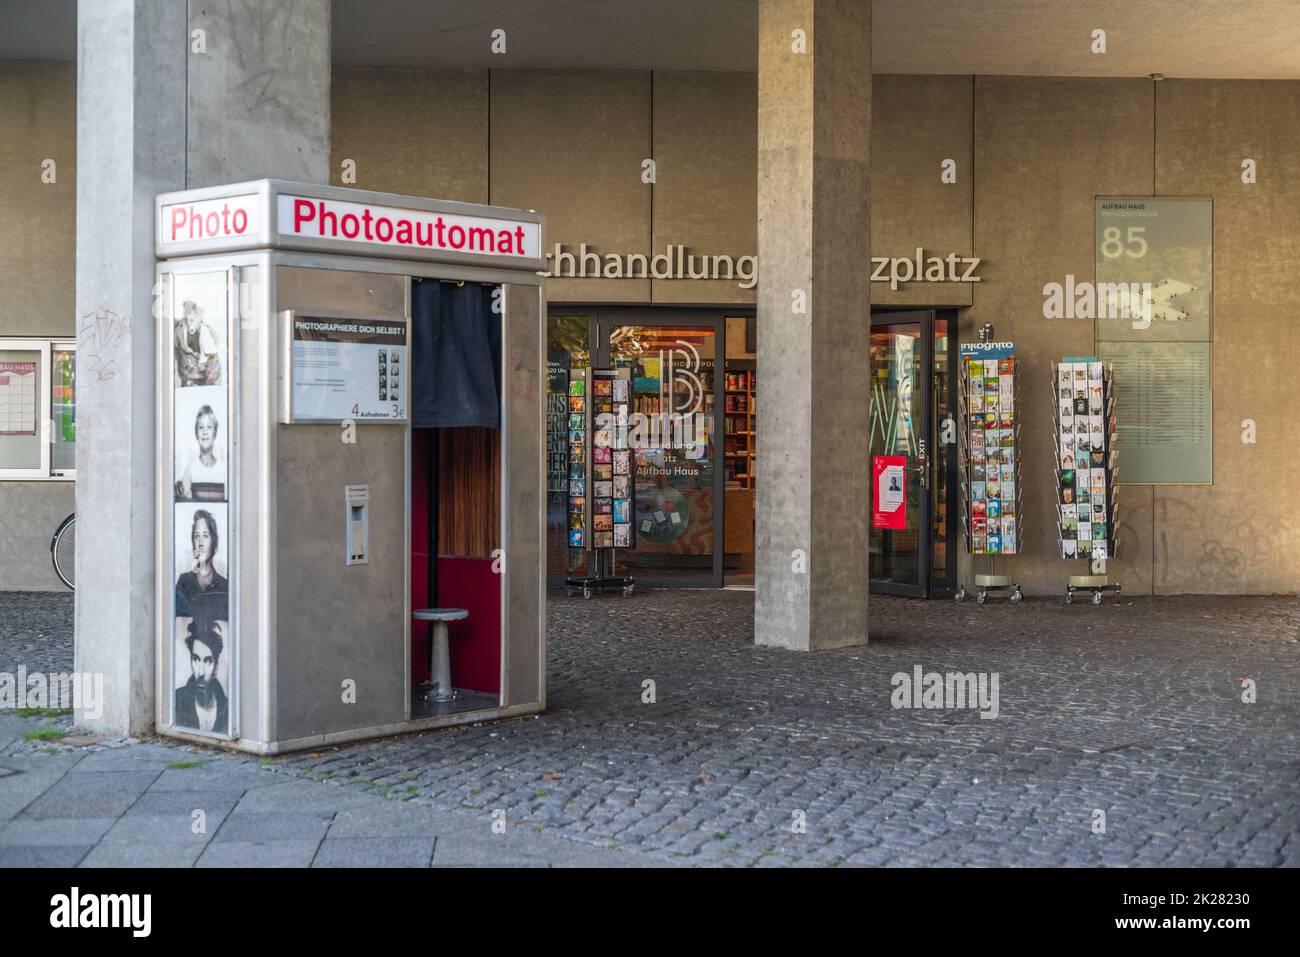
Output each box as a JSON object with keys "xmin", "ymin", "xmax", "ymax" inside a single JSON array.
[
  {"xmin": 597, "ymin": 315, "xmax": 724, "ymax": 587},
  {"xmin": 869, "ymin": 318, "xmax": 929, "ymax": 596},
  {"xmin": 868, "ymin": 310, "xmax": 957, "ymax": 598}
]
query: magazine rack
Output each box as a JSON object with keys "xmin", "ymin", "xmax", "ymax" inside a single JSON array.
[
  {"xmin": 955, "ymin": 340, "xmax": 1023, "ymax": 604},
  {"xmin": 564, "ymin": 367, "xmax": 636, "ymax": 599},
  {"xmin": 1051, "ymin": 358, "xmax": 1121, "ymax": 605}
]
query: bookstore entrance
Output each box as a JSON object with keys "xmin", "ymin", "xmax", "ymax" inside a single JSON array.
[
  {"xmin": 546, "ymin": 308, "xmax": 757, "ymax": 589},
  {"xmin": 869, "ymin": 310, "xmax": 959, "ymax": 599}
]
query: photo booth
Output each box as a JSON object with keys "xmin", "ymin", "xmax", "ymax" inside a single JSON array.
[{"xmin": 154, "ymin": 180, "xmax": 546, "ymax": 753}]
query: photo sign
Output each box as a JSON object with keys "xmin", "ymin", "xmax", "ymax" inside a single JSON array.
[{"xmin": 288, "ymin": 315, "xmax": 408, "ymax": 422}]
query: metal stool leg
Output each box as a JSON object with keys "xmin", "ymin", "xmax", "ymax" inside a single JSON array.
[{"xmin": 430, "ymin": 621, "xmax": 456, "ymax": 702}]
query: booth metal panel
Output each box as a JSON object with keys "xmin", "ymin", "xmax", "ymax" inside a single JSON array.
[{"xmin": 503, "ymin": 282, "xmax": 545, "ymax": 707}]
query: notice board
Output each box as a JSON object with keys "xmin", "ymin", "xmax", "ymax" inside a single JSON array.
[{"xmin": 1096, "ymin": 341, "xmax": 1212, "ymax": 485}]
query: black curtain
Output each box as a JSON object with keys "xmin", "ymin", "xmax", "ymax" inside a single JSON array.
[{"xmin": 411, "ymin": 280, "xmax": 501, "ymax": 429}]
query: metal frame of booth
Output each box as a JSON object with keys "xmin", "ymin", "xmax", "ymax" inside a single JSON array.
[{"xmin": 154, "ymin": 180, "xmax": 546, "ymax": 754}]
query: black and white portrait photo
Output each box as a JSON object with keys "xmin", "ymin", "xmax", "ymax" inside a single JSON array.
[
  {"xmin": 174, "ymin": 388, "xmax": 227, "ymax": 502},
  {"xmin": 173, "ymin": 273, "xmax": 227, "ymax": 388}
]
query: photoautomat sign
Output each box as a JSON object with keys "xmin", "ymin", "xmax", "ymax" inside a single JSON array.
[{"xmin": 278, "ymin": 195, "xmax": 541, "ymax": 260}]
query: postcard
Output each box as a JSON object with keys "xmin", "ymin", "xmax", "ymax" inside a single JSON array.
[
  {"xmin": 569, "ymin": 380, "xmax": 585, "ymax": 397},
  {"xmin": 612, "ymin": 379, "xmax": 630, "ymax": 403},
  {"xmin": 594, "ymin": 514, "xmax": 613, "ymax": 531},
  {"xmin": 968, "ymin": 394, "xmax": 984, "ymax": 413},
  {"xmin": 594, "ymin": 481, "xmax": 613, "ymax": 498},
  {"xmin": 613, "ymin": 450, "xmax": 631, "ymax": 474},
  {"xmin": 613, "ymin": 524, "xmax": 631, "ymax": 547},
  {"xmin": 613, "ymin": 499, "xmax": 630, "ymax": 523},
  {"xmin": 594, "ymin": 532, "xmax": 613, "ymax": 549},
  {"xmin": 999, "ymin": 359, "xmax": 1014, "ymax": 376},
  {"xmin": 570, "ymin": 479, "xmax": 585, "ymax": 495},
  {"xmin": 569, "ymin": 396, "xmax": 585, "ymax": 412},
  {"xmin": 987, "ymin": 534, "xmax": 1002, "ymax": 554},
  {"xmin": 593, "ymin": 464, "xmax": 612, "ymax": 481},
  {"xmin": 568, "ymin": 413, "xmax": 585, "ymax": 431},
  {"xmin": 569, "ymin": 529, "xmax": 584, "ymax": 547},
  {"xmin": 971, "ymin": 482, "xmax": 986, "ymax": 500},
  {"xmin": 594, "ymin": 446, "xmax": 611, "ymax": 464},
  {"xmin": 1062, "ymin": 540, "xmax": 1077, "ymax": 558},
  {"xmin": 594, "ymin": 379, "xmax": 613, "ymax": 397},
  {"xmin": 987, "ymin": 500, "xmax": 1002, "ymax": 519},
  {"xmin": 595, "ymin": 500, "xmax": 611, "ymax": 514},
  {"xmin": 613, "ymin": 475, "xmax": 630, "ymax": 497}
]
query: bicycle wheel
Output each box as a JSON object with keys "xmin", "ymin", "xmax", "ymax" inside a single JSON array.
[{"xmin": 51, "ymin": 513, "xmax": 75, "ymax": 591}]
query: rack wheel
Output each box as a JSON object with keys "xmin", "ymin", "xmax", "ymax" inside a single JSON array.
[
  {"xmin": 1065, "ymin": 590, "xmax": 1073, "ymax": 605},
  {"xmin": 1091, "ymin": 591, "xmax": 1103, "ymax": 606},
  {"xmin": 1010, "ymin": 588, "xmax": 1023, "ymax": 605},
  {"xmin": 976, "ymin": 591, "xmax": 987, "ymax": 605},
  {"xmin": 583, "ymin": 585, "xmax": 593, "ymax": 600},
  {"xmin": 622, "ymin": 584, "xmax": 634, "ymax": 598},
  {"xmin": 954, "ymin": 588, "xmax": 967, "ymax": 602}
]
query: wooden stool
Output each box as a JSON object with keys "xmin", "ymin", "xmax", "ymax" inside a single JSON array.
[{"xmin": 413, "ymin": 608, "xmax": 468, "ymax": 702}]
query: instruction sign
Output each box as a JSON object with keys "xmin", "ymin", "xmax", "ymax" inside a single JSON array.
[{"xmin": 289, "ymin": 316, "xmax": 408, "ymax": 423}]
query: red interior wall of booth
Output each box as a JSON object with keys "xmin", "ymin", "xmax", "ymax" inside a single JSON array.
[{"xmin": 412, "ymin": 428, "xmax": 501, "ymax": 696}]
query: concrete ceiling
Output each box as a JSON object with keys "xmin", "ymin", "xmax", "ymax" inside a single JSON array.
[{"xmin": 5, "ymin": 0, "xmax": 1300, "ymax": 79}]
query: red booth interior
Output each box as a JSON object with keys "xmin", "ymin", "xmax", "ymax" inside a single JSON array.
[{"xmin": 411, "ymin": 427, "xmax": 501, "ymax": 700}]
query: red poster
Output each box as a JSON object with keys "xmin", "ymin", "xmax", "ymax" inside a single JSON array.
[{"xmin": 872, "ymin": 455, "xmax": 907, "ymax": 529}]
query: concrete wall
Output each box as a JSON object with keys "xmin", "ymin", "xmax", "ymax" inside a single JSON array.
[
  {"xmin": 8, "ymin": 66, "xmax": 1300, "ymax": 595},
  {"xmin": 331, "ymin": 68, "xmax": 488, "ymax": 202},
  {"xmin": 0, "ymin": 61, "xmax": 77, "ymax": 591},
  {"xmin": 1151, "ymin": 80, "xmax": 1300, "ymax": 593},
  {"xmin": 969, "ymin": 77, "xmax": 1156, "ymax": 596}
]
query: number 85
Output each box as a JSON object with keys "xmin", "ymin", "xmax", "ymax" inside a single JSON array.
[{"xmin": 1101, "ymin": 225, "xmax": 1147, "ymax": 258}]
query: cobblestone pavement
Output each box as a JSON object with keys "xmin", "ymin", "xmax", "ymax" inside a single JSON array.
[{"xmin": 2, "ymin": 589, "xmax": 1299, "ymax": 866}]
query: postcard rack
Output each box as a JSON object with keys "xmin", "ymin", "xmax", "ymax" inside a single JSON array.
[
  {"xmin": 1051, "ymin": 358, "xmax": 1121, "ymax": 605},
  {"xmin": 564, "ymin": 367, "xmax": 637, "ymax": 599},
  {"xmin": 955, "ymin": 341, "xmax": 1024, "ymax": 604}
]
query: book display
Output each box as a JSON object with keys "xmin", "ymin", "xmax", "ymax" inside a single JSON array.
[
  {"xmin": 1052, "ymin": 357, "xmax": 1122, "ymax": 604},
  {"xmin": 565, "ymin": 367, "xmax": 636, "ymax": 599},
  {"xmin": 724, "ymin": 367, "xmax": 756, "ymax": 489},
  {"xmin": 955, "ymin": 340, "xmax": 1024, "ymax": 604}
]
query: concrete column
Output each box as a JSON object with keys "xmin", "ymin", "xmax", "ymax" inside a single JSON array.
[
  {"xmin": 754, "ymin": 0, "xmax": 871, "ymax": 651},
  {"xmin": 75, "ymin": 0, "xmax": 330, "ymax": 735}
]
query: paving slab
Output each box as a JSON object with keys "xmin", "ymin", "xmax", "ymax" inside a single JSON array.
[
  {"xmin": 212, "ymin": 810, "xmax": 333, "ymax": 844},
  {"xmin": 0, "ymin": 844, "xmax": 89, "ymax": 867},
  {"xmin": 0, "ymin": 816, "xmax": 117, "ymax": 847},
  {"xmin": 99, "ymin": 813, "xmax": 216, "ymax": 847},
  {"xmin": 80, "ymin": 843, "xmax": 205, "ymax": 868},
  {"xmin": 312, "ymin": 837, "xmax": 435, "ymax": 867},
  {"xmin": 195, "ymin": 840, "xmax": 322, "ymax": 868}
]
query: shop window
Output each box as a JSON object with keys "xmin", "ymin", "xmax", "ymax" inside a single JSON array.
[{"xmin": 0, "ymin": 338, "xmax": 76, "ymax": 480}]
